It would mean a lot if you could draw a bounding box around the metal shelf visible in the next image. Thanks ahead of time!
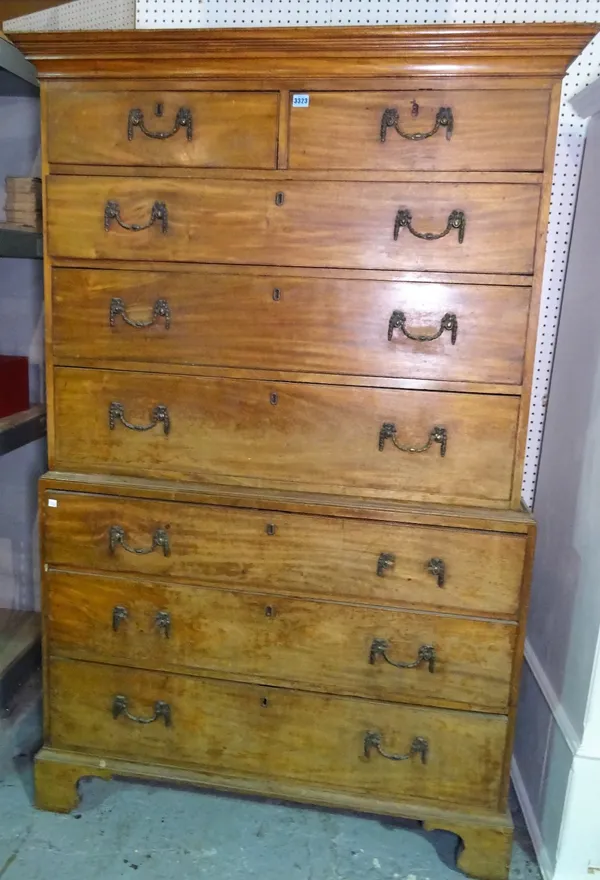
[0,225,43,259]
[0,33,37,87]
[0,404,46,457]
[0,609,41,712]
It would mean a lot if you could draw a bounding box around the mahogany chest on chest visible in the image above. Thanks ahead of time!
[11,22,597,880]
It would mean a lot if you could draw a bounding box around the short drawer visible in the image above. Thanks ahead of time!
[43,490,527,619]
[47,176,540,275]
[52,368,520,507]
[288,89,550,171]
[47,571,516,712]
[46,90,279,169]
[48,658,508,811]
[52,268,531,386]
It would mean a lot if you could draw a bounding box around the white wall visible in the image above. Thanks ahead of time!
[513,111,600,879]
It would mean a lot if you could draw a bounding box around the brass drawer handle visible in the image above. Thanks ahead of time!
[109,524,171,557]
[109,297,171,329]
[364,731,428,764]
[380,106,453,143]
[427,557,446,588]
[155,610,171,638]
[388,311,457,345]
[112,604,129,631]
[109,402,170,435]
[104,200,169,234]
[128,107,193,141]
[394,209,465,244]
[112,694,172,727]
[379,422,447,457]
[369,639,437,673]
[377,552,395,577]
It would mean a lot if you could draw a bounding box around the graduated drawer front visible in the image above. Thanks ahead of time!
[46,91,279,169]
[53,368,520,507]
[49,658,508,811]
[47,571,516,713]
[47,176,540,275]
[288,90,550,171]
[52,268,531,386]
[43,491,526,619]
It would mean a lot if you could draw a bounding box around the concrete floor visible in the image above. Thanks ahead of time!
[0,676,541,880]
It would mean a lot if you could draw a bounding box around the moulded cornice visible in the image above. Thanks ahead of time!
[8,23,600,80]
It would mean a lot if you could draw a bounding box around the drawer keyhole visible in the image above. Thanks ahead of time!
[272,288,281,302]
[275,191,285,206]
[266,523,277,536]
[261,697,269,708]
[265,605,276,618]
[270,392,278,406]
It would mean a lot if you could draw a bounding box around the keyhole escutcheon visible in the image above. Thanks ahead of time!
[270,392,278,406]
[275,192,285,206]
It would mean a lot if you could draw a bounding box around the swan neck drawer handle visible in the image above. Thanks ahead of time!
[388,311,457,344]
[394,209,465,243]
[109,402,170,435]
[427,557,446,588]
[104,200,169,233]
[128,107,193,141]
[378,422,447,457]
[376,552,396,577]
[109,297,171,329]
[380,106,453,142]
[155,610,172,638]
[109,525,171,557]
[112,604,129,631]
[364,731,429,764]
[369,639,437,673]
[112,694,172,727]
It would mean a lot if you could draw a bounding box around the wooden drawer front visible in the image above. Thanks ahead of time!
[53,368,520,506]
[46,91,279,169]
[47,176,540,275]
[289,90,550,171]
[43,491,526,619]
[47,571,516,712]
[49,658,507,811]
[52,268,531,386]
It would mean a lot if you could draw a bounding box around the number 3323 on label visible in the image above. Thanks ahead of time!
[292,94,310,107]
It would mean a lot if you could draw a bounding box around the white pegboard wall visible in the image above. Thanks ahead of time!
[4,0,134,32]
[136,0,600,27]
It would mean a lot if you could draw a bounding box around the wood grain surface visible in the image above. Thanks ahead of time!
[46,176,541,274]
[46,570,516,712]
[48,657,508,811]
[288,89,550,172]
[51,268,531,386]
[46,90,279,168]
[42,489,528,618]
[52,367,520,506]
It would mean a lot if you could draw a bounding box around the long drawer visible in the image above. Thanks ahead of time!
[46,571,516,712]
[52,368,520,507]
[288,90,550,171]
[46,90,279,169]
[47,176,540,274]
[52,268,531,386]
[48,658,508,811]
[42,490,527,619]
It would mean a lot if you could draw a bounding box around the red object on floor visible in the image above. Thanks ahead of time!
[0,356,29,418]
